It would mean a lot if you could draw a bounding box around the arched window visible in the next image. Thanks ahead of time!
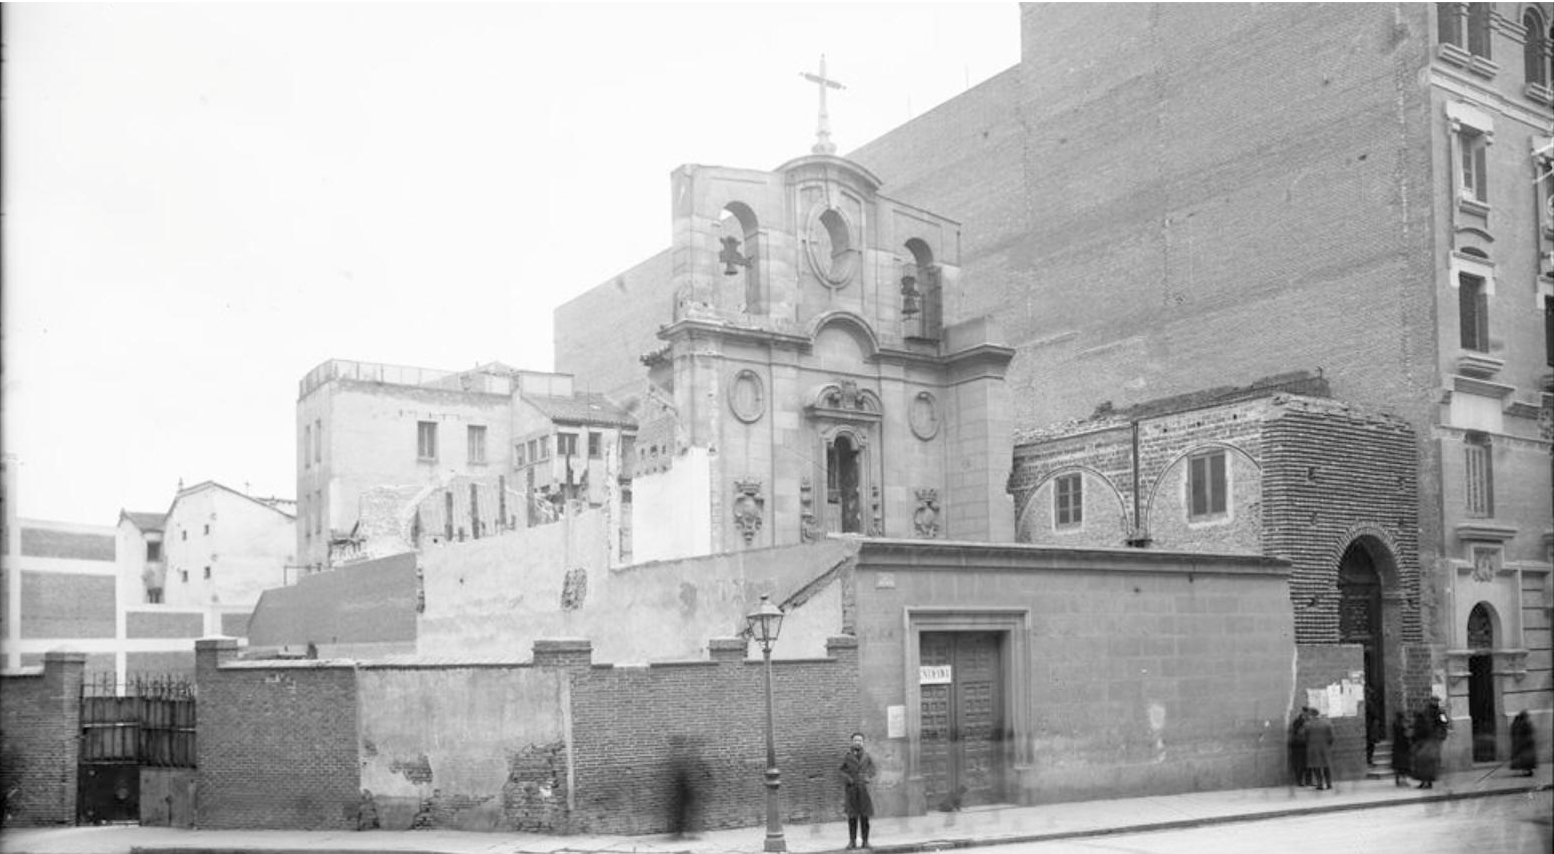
[902,238,942,339]
[718,202,762,313]
[1467,602,1494,649]
[1525,10,1547,86]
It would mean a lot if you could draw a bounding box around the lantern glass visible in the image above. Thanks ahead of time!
[745,594,785,650]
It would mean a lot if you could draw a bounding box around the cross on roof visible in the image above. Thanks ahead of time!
[801,54,845,155]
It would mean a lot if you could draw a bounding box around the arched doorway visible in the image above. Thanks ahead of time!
[1467,603,1497,762]
[827,433,863,533]
[1338,542,1385,760]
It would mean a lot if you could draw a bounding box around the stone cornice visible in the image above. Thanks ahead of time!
[852,536,1289,578]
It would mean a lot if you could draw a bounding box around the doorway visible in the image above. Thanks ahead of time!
[1338,543,1385,759]
[918,632,1005,809]
[1467,603,1497,762]
[827,434,863,533]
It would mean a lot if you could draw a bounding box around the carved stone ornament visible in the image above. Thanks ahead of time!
[870,485,883,536]
[733,478,765,545]
[799,477,821,542]
[913,488,941,538]
[1470,547,1499,583]
[823,379,866,411]
[909,392,939,440]
[729,370,766,423]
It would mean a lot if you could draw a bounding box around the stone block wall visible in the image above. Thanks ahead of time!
[0,651,84,826]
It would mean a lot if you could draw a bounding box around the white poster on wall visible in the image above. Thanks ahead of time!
[887,705,905,738]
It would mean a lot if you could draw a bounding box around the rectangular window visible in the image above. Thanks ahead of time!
[1189,451,1228,518]
[1437,2,1462,46]
[203,566,211,580]
[315,490,324,537]
[515,443,527,467]
[558,433,578,457]
[181,529,187,541]
[1464,432,1494,517]
[304,424,312,469]
[315,418,323,464]
[588,431,601,458]
[1459,129,1489,203]
[146,588,163,604]
[417,421,438,461]
[146,541,162,562]
[468,425,487,464]
[1544,295,1553,367]
[540,436,551,460]
[1459,274,1489,351]
[180,569,188,584]
[203,524,210,536]
[1466,3,1491,58]
[1054,473,1082,527]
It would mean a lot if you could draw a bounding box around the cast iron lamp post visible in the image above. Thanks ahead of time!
[746,593,787,853]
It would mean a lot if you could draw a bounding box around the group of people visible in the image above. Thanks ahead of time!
[1288,705,1338,789]
[1389,696,1452,789]
[1292,696,1540,792]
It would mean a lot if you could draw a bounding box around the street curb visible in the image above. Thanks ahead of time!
[119,783,1553,854]
[857,782,1554,854]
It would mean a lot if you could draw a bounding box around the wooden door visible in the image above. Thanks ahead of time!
[918,632,1005,810]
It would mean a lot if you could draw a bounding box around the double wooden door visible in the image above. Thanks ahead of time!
[919,632,1005,809]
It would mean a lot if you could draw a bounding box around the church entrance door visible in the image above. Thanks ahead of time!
[1338,543,1385,761]
[827,434,863,533]
[919,632,1005,810]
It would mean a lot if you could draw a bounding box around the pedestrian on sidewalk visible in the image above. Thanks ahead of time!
[1510,709,1538,777]
[1289,706,1311,787]
[1304,708,1336,790]
[1391,710,1413,787]
[1412,697,1450,789]
[841,731,877,849]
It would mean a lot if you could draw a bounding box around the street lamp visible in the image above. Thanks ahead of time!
[746,593,787,853]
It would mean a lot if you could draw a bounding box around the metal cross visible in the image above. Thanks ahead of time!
[801,54,845,155]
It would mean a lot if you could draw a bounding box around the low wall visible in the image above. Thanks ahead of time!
[194,639,361,829]
[193,635,862,834]
[0,651,84,826]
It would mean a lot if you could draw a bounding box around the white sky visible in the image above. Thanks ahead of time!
[2,2,1020,526]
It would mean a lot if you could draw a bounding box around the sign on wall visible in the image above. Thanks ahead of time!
[919,665,952,685]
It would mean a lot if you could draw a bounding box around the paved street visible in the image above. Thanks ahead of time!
[1007,789,1553,854]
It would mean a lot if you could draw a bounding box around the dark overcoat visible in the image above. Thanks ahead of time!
[1304,715,1335,768]
[840,748,876,817]
[1511,712,1538,772]
[1391,715,1412,776]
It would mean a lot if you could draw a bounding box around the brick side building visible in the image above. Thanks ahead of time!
[1009,380,1434,760]
[839,3,1553,769]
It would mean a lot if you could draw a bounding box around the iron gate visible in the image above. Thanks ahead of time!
[77,673,196,825]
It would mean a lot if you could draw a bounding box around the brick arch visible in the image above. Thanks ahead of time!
[1013,465,1130,540]
[1328,525,1403,592]
[1140,441,1261,532]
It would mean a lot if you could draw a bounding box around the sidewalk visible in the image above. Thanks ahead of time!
[3,765,1549,854]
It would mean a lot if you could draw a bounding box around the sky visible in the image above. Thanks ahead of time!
[2,3,1021,526]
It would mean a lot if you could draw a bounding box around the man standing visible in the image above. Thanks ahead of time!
[1304,708,1336,791]
[840,731,876,849]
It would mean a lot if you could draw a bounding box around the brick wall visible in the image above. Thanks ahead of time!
[0,651,85,826]
[127,611,204,639]
[19,572,115,638]
[194,639,361,829]
[554,249,674,403]
[568,636,861,834]
[1292,643,1368,779]
[192,636,860,834]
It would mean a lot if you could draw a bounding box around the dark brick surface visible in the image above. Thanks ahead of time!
[0,652,85,826]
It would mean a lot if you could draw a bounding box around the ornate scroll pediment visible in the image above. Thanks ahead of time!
[805,379,882,423]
